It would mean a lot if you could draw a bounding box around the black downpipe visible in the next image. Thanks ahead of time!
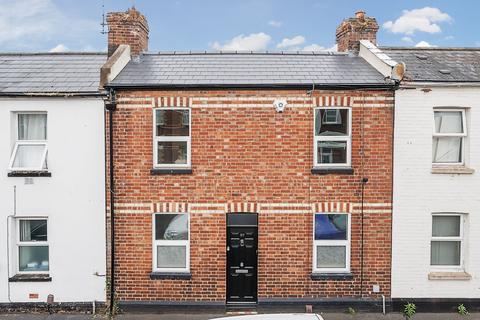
[359,177,368,297]
[106,91,117,313]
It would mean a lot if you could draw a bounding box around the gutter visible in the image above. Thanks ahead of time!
[104,83,396,91]
[399,81,480,88]
[0,92,106,98]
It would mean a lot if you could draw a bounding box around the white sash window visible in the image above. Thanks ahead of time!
[433,110,466,164]
[314,107,351,167]
[153,108,191,168]
[313,213,351,273]
[9,113,48,171]
[153,213,190,272]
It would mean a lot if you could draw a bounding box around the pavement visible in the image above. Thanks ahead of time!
[0,313,480,320]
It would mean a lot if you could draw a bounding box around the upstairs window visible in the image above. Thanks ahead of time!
[9,113,48,171]
[153,213,190,272]
[153,108,191,168]
[313,213,350,273]
[433,110,466,164]
[431,214,463,268]
[17,219,49,273]
[314,108,351,167]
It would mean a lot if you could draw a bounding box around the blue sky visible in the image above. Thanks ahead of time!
[1,0,479,52]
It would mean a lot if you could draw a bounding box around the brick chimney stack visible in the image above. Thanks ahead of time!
[336,10,379,52]
[106,7,149,57]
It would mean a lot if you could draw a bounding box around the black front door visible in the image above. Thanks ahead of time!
[226,213,258,304]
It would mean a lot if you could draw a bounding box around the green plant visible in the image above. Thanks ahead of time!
[347,307,356,315]
[458,304,469,316]
[105,298,120,319]
[104,279,120,319]
[403,302,416,319]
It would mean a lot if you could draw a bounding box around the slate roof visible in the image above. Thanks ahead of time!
[0,53,106,95]
[381,47,480,83]
[109,52,391,88]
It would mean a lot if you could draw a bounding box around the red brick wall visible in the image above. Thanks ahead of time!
[108,89,393,302]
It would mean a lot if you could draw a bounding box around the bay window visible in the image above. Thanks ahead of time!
[433,110,466,164]
[314,108,351,167]
[9,113,48,171]
[313,213,350,273]
[153,213,190,272]
[153,108,191,168]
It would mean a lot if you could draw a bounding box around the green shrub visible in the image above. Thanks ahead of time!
[403,302,416,319]
[458,304,469,316]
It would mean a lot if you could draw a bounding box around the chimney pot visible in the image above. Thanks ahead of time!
[355,10,366,21]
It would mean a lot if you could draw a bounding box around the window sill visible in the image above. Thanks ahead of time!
[431,165,474,174]
[428,271,471,281]
[9,274,51,282]
[311,167,354,175]
[8,171,51,177]
[151,168,192,175]
[149,272,192,280]
[310,272,353,280]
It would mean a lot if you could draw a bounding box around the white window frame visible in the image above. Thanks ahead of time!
[16,217,49,275]
[312,212,351,273]
[430,213,464,271]
[9,112,48,171]
[432,109,467,165]
[153,108,191,168]
[152,213,190,273]
[313,107,352,167]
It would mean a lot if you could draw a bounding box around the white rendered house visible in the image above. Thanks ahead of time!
[0,53,107,306]
[361,41,480,304]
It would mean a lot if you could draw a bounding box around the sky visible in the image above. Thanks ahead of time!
[1,0,479,53]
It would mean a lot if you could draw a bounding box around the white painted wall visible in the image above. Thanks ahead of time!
[392,87,480,298]
[0,97,106,303]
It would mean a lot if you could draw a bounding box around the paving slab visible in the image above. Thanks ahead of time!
[1,313,480,320]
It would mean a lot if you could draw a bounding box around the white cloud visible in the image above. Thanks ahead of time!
[0,0,58,44]
[49,43,69,52]
[302,44,325,51]
[302,44,337,52]
[415,40,437,47]
[444,35,454,40]
[383,7,452,35]
[276,35,305,49]
[268,20,282,28]
[211,33,271,51]
[401,36,413,43]
[0,0,97,49]
[328,44,338,52]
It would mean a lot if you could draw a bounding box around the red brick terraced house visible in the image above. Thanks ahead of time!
[101,8,396,312]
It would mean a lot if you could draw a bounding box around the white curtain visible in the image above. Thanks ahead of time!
[18,114,46,140]
[432,216,460,237]
[431,241,460,265]
[434,111,462,133]
[20,220,32,241]
[433,137,461,163]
